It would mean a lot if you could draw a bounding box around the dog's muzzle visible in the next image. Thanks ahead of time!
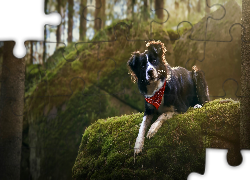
[146,68,158,82]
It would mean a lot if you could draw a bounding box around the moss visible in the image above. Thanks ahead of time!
[167,29,180,44]
[71,59,83,73]
[72,98,240,179]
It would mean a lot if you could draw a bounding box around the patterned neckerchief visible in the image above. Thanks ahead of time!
[145,80,166,110]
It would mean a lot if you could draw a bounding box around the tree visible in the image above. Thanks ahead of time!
[0,41,25,180]
[197,0,201,13]
[56,0,63,47]
[143,0,148,21]
[205,0,210,14]
[240,0,250,149]
[175,0,179,10]
[94,0,106,31]
[43,0,48,63]
[129,0,136,20]
[187,0,190,20]
[80,0,87,41]
[154,0,164,20]
[68,0,74,43]
[30,41,33,64]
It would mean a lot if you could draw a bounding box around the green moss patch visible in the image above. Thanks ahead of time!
[72,98,240,179]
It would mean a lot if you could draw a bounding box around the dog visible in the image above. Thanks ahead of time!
[127,40,210,154]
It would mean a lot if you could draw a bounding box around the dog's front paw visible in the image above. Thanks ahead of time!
[194,104,202,109]
[146,121,162,139]
[134,147,143,154]
[134,137,144,154]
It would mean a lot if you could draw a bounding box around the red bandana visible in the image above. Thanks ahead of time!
[145,80,166,110]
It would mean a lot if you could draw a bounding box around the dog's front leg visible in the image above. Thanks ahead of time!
[147,112,176,139]
[134,115,153,154]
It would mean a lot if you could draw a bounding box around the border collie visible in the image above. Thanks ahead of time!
[127,40,210,154]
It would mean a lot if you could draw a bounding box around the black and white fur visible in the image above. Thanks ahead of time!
[127,41,210,154]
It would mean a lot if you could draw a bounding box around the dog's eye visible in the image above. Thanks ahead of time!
[141,65,145,69]
[152,59,157,64]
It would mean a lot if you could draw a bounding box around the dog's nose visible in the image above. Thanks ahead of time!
[147,69,154,77]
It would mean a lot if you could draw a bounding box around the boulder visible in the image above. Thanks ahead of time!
[174,0,242,100]
[72,98,240,179]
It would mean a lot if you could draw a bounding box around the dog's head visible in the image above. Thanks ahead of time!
[127,40,169,96]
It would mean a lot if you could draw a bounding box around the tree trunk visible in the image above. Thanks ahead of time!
[30,41,33,64]
[132,0,135,20]
[43,0,48,64]
[154,0,164,20]
[205,0,210,14]
[197,0,201,13]
[143,0,148,21]
[101,0,106,28]
[240,0,250,149]
[68,0,74,43]
[94,0,106,31]
[80,0,87,41]
[127,0,136,20]
[0,41,25,180]
[175,0,179,10]
[56,0,63,46]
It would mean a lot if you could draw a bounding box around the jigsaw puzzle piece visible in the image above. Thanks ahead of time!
[0,0,61,58]
[186,57,241,100]
[25,39,96,98]
[150,0,227,44]
[0,41,32,117]
[187,0,227,41]
[202,0,241,42]
[173,0,240,43]
[24,40,80,101]
[200,98,242,166]
[188,149,250,180]
[175,0,241,60]
[174,1,242,101]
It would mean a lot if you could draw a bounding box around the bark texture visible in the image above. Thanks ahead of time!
[80,0,87,41]
[56,0,63,46]
[43,0,48,63]
[94,0,106,31]
[0,41,25,180]
[68,0,74,43]
[240,0,250,149]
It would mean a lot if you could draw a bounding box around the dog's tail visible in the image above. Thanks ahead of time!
[192,66,210,105]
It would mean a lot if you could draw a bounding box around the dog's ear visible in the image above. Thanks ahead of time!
[128,55,137,70]
[127,52,140,83]
[128,52,139,70]
[146,41,168,65]
[147,43,162,55]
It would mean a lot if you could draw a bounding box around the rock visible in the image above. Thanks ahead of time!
[72,98,240,180]
[174,0,242,100]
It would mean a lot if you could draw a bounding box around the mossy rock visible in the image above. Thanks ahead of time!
[72,98,240,180]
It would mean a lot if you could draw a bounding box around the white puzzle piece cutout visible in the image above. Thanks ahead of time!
[0,0,61,58]
[188,149,250,180]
